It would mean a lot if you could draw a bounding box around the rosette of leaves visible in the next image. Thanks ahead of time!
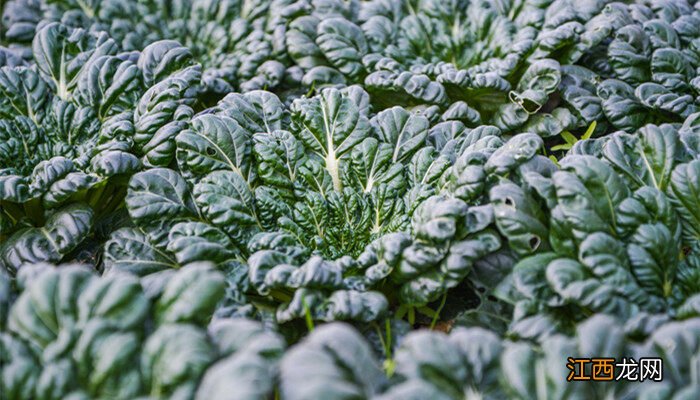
[571,120,700,246]
[246,130,554,327]
[0,23,201,273]
[106,86,459,324]
[493,137,700,339]
[352,0,607,139]
[110,85,440,260]
[564,0,700,132]
[281,0,370,88]
[0,261,285,400]
[21,0,314,103]
[486,0,700,137]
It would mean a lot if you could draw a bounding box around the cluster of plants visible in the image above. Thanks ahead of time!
[3,0,700,398]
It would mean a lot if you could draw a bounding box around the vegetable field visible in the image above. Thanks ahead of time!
[2,0,700,398]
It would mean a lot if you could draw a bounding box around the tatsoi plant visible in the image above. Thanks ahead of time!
[110,86,425,262]
[577,1,700,132]
[109,81,553,326]
[0,23,201,272]
[0,262,284,400]
[103,85,438,326]
[491,121,700,339]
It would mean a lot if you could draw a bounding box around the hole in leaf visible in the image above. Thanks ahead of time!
[504,197,515,207]
[206,147,216,156]
[529,235,541,251]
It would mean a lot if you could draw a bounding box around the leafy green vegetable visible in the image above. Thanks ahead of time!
[4,0,700,397]
[0,23,202,271]
[1,262,284,400]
